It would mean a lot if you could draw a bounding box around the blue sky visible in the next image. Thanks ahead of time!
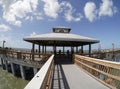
[0,0,120,50]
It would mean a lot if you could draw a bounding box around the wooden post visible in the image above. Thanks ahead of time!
[45,45,46,54]
[53,45,56,55]
[76,46,78,53]
[42,45,44,54]
[89,44,91,57]
[39,45,41,58]
[32,43,35,61]
[81,45,83,54]
[63,46,65,54]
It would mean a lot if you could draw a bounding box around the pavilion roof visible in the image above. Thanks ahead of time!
[23,32,99,46]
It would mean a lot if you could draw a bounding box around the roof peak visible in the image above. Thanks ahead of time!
[52,27,71,33]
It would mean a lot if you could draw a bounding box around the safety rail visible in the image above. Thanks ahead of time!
[24,54,54,89]
[0,48,51,61]
[74,54,120,89]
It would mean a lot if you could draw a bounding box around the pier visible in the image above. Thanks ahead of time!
[0,27,120,89]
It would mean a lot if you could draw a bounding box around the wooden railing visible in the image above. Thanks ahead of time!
[24,55,54,89]
[74,54,120,89]
[0,48,51,61]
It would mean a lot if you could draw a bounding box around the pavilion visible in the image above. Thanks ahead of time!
[23,27,99,62]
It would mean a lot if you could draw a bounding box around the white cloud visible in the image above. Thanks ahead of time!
[60,1,83,22]
[0,24,11,32]
[0,0,39,26]
[84,2,97,22]
[99,0,117,17]
[42,0,60,19]
[30,32,37,36]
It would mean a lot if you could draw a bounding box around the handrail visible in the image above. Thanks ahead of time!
[24,54,54,89]
[74,54,120,89]
[0,48,51,61]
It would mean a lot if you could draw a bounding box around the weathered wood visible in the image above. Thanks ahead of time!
[74,54,120,89]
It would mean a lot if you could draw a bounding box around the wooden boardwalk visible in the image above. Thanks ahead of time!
[51,63,110,89]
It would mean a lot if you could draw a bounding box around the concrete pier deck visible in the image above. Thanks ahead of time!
[51,63,109,89]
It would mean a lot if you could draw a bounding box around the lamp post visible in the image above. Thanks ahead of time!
[3,40,6,48]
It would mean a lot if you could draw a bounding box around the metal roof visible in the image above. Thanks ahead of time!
[23,33,99,46]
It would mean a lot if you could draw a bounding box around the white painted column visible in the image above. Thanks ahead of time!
[20,65,26,80]
[5,60,8,72]
[11,63,15,76]
[33,68,38,75]
[0,58,4,69]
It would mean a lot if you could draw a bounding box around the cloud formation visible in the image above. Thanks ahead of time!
[84,0,117,22]
[0,24,11,32]
[0,0,118,25]
[99,0,117,17]
[42,0,60,19]
[0,0,39,26]
[84,2,97,22]
[61,1,83,22]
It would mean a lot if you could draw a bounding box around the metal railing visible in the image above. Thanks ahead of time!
[74,54,120,89]
[24,54,54,89]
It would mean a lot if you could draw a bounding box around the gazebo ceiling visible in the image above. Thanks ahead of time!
[23,32,99,46]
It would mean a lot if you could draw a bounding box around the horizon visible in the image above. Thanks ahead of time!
[0,0,120,50]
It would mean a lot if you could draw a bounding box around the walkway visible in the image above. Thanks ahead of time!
[51,63,110,89]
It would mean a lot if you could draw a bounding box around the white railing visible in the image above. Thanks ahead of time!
[24,54,54,89]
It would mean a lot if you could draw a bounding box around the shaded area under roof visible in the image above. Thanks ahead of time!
[23,33,99,46]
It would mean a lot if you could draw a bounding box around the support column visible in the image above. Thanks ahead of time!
[11,63,15,76]
[63,46,65,54]
[32,43,35,61]
[89,44,91,57]
[45,45,46,54]
[81,46,83,54]
[33,68,38,75]
[38,45,41,58]
[20,65,26,80]
[5,60,8,72]
[42,45,44,54]
[0,58,4,69]
[71,46,74,54]
[76,46,78,53]
[53,45,56,55]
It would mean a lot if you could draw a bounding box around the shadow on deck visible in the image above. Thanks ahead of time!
[51,54,110,89]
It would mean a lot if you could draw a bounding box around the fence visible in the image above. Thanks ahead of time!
[74,54,120,89]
